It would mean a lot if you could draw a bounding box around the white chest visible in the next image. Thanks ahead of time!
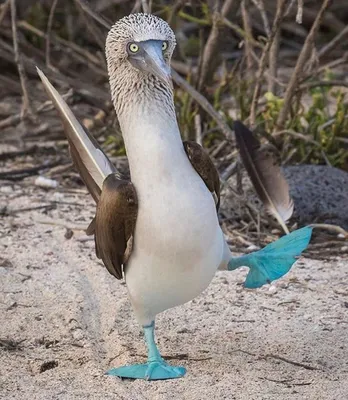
[119,111,224,323]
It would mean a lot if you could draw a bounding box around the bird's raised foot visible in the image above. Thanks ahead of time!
[106,360,186,380]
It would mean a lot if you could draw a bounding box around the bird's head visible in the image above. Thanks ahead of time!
[106,13,176,86]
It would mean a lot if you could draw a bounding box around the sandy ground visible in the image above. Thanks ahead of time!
[0,182,348,400]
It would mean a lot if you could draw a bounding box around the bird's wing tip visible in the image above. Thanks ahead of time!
[36,66,44,79]
[36,67,52,92]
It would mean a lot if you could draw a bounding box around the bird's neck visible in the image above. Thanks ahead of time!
[109,66,175,120]
[111,77,186,185]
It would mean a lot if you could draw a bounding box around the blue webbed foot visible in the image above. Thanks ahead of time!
[228,226,313,288]
[107,322,186,380]
[107,360,186,380]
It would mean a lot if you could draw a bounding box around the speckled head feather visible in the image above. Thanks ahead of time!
[105,13,176,119]
[106,13,176,62]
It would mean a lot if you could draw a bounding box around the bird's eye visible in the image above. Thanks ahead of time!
[128,43,139,53]
[162,41,168,51]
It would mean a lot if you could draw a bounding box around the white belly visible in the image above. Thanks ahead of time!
[125,171,224,325]
[120,111,225,325]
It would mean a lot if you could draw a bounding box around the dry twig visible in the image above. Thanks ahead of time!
[296,0,304,24]
[311,224,348,238]
[18,21,105,71]
[276,0,332,129]
[0,0,10,26]
[74,0,106,49]
[45,0,59,70]
[222,17,263,49]
[265,354,319,371]
[10,0,34,119]
[141,0,150,14]
[0,89,73,130]
[73,0,111,29]
[241,0,255,78]
[194,114,203,146]
[251,0,270,37]
[318,24,348,59]
[249,0,287,127]
[172,70,234,142]
[197,0,237,90]
[0,159,62,180]
[268,0,282,93]
[299,80,348,90]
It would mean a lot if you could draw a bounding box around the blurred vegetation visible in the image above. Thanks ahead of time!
[0,0,347,171]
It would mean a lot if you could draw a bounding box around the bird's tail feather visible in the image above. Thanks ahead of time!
[228,226,312,288]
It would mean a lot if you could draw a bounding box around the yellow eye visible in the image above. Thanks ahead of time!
[162,41,168,51]
[129,43,139,53]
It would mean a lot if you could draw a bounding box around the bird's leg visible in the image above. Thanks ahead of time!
[107,321,186,380]
[144,321,163,362]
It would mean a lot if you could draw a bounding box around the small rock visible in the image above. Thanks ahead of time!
[52,192,65,201]
[246,244,260,252]
[0,186,13,194]
[35,176,58,189]
[271,229,281,234]
[64,228,74,240]
[72,328,84,341]
[268,285,278,295]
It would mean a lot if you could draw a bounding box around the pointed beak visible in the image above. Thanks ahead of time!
[128,40,171,85]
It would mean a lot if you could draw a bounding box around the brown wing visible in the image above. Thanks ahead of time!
[91,174,138,280]
[37,69,137,279]
[183,141,221,210]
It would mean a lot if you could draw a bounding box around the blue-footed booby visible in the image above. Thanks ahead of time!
[37,13,312,381]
